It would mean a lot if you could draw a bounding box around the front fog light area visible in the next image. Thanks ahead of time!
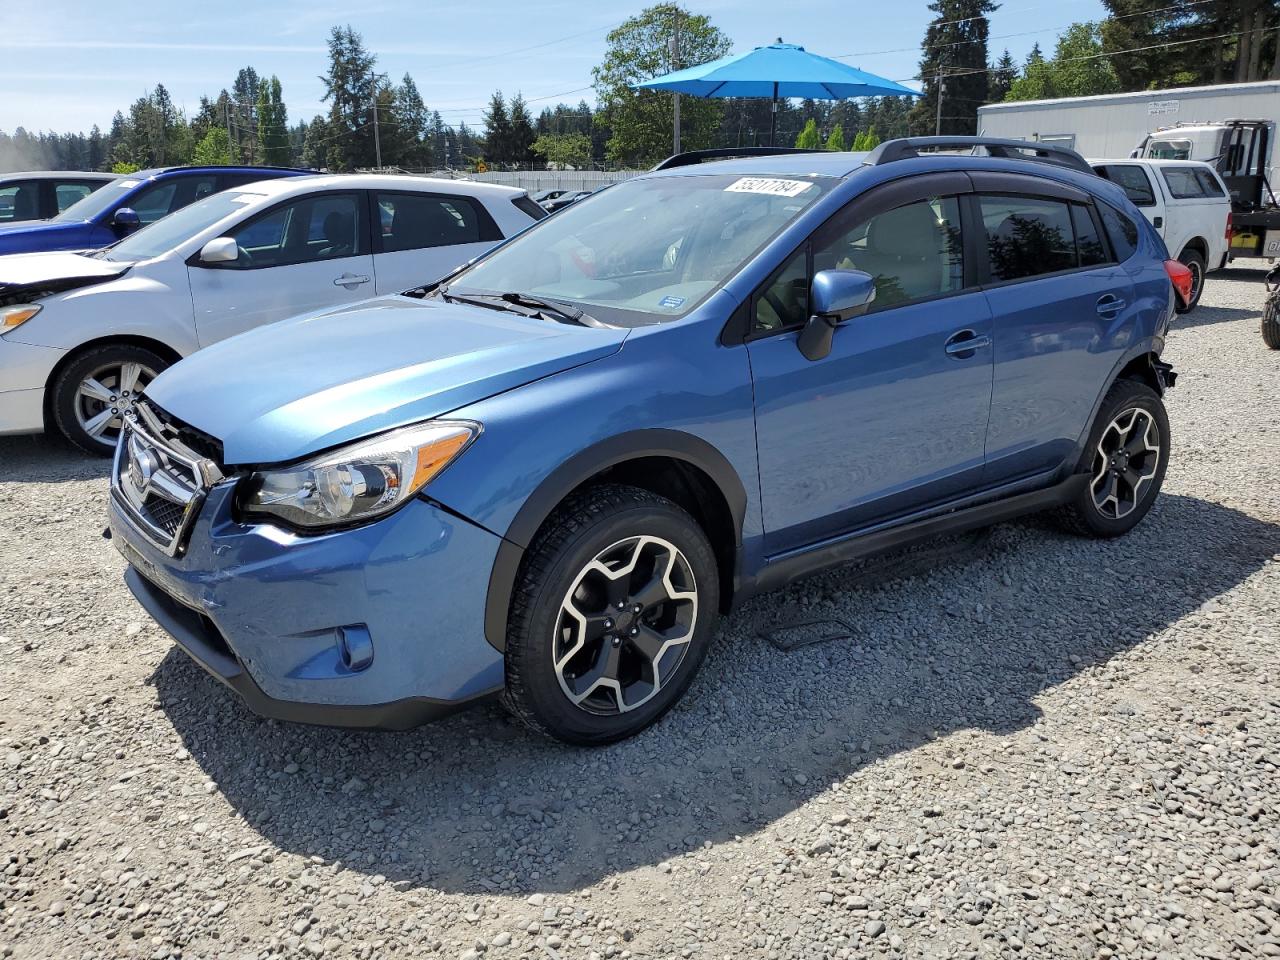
[240,421,478,530]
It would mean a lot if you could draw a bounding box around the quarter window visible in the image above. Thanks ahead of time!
[980,196,1076,281]
[1097,202,1139,262]
[374,192,492,252]
[1161,167,1224,199]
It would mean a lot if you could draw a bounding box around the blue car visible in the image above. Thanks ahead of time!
[109,138,1187,744]
[0,165,309,254]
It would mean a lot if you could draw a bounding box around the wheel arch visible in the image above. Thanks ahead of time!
[1179,236,1208,262]
[42,334,184,427]
[482,429,748,653]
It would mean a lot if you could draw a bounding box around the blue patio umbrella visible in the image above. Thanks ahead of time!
[635,40,921,147]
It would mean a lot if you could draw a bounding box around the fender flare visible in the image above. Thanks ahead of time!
[481,429,748,653]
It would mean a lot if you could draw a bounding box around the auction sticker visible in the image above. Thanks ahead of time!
[725,177,812,198]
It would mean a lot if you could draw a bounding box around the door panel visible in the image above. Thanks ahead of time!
[189,255,375,346]
[748,186,993,555]
[374,243,491,294]
[976,194,1136,482]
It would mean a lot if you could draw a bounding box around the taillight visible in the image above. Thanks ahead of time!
[1225,211,1233,242]
[1164,259,1193,308]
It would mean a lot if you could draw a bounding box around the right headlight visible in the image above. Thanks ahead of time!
[238,420,479,530]
[0,304,41,333]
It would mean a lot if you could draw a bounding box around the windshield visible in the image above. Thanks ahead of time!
[449,172,834,325]
[52,177,136,223]
[1147,139,1192,161]
[100,191,263,262]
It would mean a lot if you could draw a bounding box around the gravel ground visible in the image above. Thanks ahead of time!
[2,269,1278,960]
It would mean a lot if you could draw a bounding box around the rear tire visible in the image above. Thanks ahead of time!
[1055,379,1169,539]
[1262,294,1280,349]
[51,344,169,456]
[1175,249,1205,313]
[502,484,719,745]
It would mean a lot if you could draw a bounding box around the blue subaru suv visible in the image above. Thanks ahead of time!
[108,138,1186,744]
[0,165,308,254]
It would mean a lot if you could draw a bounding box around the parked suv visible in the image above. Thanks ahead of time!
[0,165,308,255]
[109,138,1186,744]
[1091,158,1231,309]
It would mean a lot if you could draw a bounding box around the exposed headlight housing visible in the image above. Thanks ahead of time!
[0,304,41,332]
[239,421,479,530]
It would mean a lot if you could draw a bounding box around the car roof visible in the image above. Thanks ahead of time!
[223,172,526,199]
[1088,157,1219,169]
[650,150,866,179]
[132,165,311,179]
[0,171,116,181]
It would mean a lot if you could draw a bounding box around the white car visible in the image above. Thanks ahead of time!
[1090,158,1232,310]
[0,174,545,453]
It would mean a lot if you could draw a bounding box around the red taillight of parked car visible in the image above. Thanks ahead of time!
[1165,259,1194,308]
[1225,211,1233,243]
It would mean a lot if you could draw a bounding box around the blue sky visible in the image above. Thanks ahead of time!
[3,0,1108,134]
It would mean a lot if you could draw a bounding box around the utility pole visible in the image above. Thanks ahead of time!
[669,9,681,154]
[934,62,945,137]
[369,71,388,170]
[225,101,237,163]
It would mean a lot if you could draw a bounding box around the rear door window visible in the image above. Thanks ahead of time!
[54,182,96,212]
[1094,165,1155,206]
[374,192,499,251]
[0,182,39,222]
[980,196,1076,281]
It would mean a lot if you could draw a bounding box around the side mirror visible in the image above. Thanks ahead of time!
[111,207,140,232]
[797,269,876,361]
[198,237,239,265]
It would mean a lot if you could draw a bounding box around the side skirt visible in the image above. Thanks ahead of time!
[743,473,1088,600]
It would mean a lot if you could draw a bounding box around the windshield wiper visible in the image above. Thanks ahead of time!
[436,287,604,327]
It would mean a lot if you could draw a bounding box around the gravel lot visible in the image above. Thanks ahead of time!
[2,269,1278,960]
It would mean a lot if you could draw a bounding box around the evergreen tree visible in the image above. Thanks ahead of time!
[508,93,536,167]
[232,67,261,162]
[393,74,432,168]
[989,49,1017,101]
[825,124,846,151]
[257,76,291,166]
[908,0,998,136]
[794,118,821,149]
[320,25,378,170]
[482,91,511,166]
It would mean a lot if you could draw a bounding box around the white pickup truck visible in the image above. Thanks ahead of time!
[1090,158,1232,310]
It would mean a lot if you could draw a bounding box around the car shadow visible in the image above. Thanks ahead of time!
[1211,265,1270,283]
[150,493,1279,895]
[0,435,111,483]
[1172,303,1258,331]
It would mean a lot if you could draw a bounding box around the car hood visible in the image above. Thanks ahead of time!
[0,251,130,303]
[145,295,631,465]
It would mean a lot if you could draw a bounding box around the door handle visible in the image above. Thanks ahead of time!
[1096,294,1127,315]
[1152,216,1163,229]
[334,273,371,287]
[944,329,992,357]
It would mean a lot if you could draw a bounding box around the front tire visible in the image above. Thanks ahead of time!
[1175,249,1206,313]
[1055,379,1170,538]
[50,344,168,456]
[1262,292,1280,349]
[502,484,720,745]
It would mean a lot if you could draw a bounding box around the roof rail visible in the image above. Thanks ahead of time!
[653,147,822,171]
[864,136,1094,175]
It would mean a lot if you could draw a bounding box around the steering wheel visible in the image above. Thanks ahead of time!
[763,290,792,325]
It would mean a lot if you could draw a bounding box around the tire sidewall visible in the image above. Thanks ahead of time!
[1075,382,1170,537]
[51,345,168,456]
[509,497,719,744]
[1176,250,1205,312]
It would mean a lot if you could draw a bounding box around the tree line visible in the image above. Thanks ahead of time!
[2,1,1276,173]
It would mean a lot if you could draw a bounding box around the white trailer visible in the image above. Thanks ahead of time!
[977,80,1280,185]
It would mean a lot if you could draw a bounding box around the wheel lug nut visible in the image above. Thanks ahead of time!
[632,604,642,613]
[630,627,639,637]
[603,618,614,629]
[616,601,625,610]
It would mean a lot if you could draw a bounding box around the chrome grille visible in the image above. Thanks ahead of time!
[111,413,221,557]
